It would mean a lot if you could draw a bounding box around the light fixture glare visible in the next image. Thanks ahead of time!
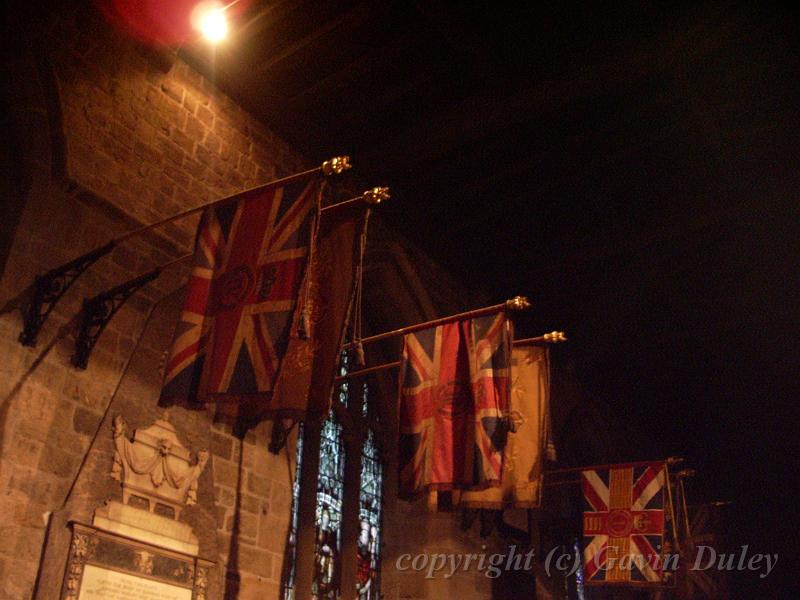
[194,3,229,43]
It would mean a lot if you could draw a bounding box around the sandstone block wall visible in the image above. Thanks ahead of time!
[0,5,305,598]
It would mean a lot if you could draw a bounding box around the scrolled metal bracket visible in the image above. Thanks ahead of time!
[71,267,161,369]
[321,155,352,176]
[18,242,115,347]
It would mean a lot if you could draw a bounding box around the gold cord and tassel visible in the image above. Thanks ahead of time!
[351,205,372,367]
[298,181,326,340]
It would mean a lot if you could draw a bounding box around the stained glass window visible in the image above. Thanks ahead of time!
[356,428,383,599]
[360,381,369,418]
[282,424,305,600]
[312,413,345,599]
[337,352,350,406]
[282,351,383,600]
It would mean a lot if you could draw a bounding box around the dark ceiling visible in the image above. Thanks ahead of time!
[186,1,797,290]
[183,2,798,594]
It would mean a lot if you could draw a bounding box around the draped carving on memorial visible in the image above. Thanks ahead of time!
[111,415,209,519]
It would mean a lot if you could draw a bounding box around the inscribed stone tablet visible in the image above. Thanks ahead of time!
[78,564,192,600]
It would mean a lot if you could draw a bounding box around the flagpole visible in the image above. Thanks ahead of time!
[115,156,351,245]
[320,187,390,213]
[17,156,351,346]
[515,331,567,344]
[675,469,695,541]
[664,467,682,553]
[533,458,685,488]
[334,327,564,384]
[343,296,531,351]
[542,457,684,476]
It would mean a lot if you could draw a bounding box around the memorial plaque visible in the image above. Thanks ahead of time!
[61,524,212,600]
[78,564,192,600]
[61,416,214,599]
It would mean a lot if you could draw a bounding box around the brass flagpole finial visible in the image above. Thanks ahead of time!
[505,296,531,311]
[666,456,685,466]
[543,330,567,342]
[363,186,390,205]
[322,155,352,175]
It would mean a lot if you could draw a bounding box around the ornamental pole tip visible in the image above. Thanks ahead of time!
[506,296,531,311]
[322,155,352,175]
[363,186,390,205]
[544,330,567,342]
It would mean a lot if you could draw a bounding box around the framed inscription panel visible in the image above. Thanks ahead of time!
[62,523,213,600]
[79,565,192,600]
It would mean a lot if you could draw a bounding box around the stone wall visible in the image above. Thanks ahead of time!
[0,4,306,599]
[0,4,489,600]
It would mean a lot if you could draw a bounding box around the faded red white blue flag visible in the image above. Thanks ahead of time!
[398,313,512,499]
[160,176,321,423]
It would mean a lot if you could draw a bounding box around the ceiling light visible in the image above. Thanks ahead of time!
[193,2,229,43]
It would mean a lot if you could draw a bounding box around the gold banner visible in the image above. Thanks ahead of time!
[457,345,551,509]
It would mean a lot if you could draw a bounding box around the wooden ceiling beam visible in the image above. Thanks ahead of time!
[358,4,743,174]
[234,0,296,42]
[396,73,694,201]
[283,29,423,113]
[321,63,450,143]
[411,0,502,87]
[251,1,375,76]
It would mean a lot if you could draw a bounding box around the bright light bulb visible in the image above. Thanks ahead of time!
[201,9,227,42]
[193,3,229,43]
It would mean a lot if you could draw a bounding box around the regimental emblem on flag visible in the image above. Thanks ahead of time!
[582,462,667,586]
[398,314,512,499]
[160,176,321,423]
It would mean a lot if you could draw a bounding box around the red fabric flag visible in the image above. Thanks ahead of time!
[398,313,512,499]
[160,176,320,423]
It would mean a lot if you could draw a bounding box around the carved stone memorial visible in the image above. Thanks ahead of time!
[61,415,213,600]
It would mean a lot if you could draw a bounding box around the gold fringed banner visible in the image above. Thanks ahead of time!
[457,345,552,509]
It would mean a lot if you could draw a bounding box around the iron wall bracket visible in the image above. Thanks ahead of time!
[71,267,160,369]
[19,242,115,347]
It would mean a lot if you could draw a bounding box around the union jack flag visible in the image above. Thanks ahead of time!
[676,502,730,599]
[582,462,667,586]
[398,314,512,499]
[160,176,320,423]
